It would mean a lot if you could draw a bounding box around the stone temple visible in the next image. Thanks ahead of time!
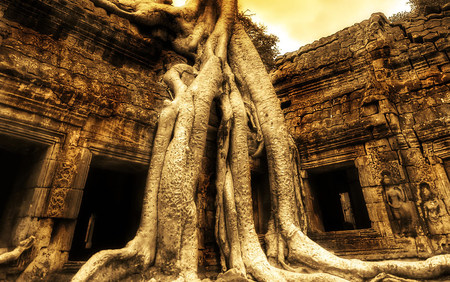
[0,0,449,280]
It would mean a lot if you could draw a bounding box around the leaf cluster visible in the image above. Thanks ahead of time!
[238,11,280,71]
[408,0,448,15]
[389,0,449,22]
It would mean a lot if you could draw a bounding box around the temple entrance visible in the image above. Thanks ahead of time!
[69,158,147,261]
[308,164,371,232]
[0,134,48,248]
[251,171,271,236]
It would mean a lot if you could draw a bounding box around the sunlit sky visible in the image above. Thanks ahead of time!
[173,0,411,54]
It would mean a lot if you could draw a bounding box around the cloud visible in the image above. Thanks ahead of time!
[239,0,410,53]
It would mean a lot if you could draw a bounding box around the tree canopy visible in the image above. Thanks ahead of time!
[238,10,280,71]
[409,0,448,14]
[390,0,448,22]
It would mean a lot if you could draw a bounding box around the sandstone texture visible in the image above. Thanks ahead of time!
[0,0,218,279]
[272,7,450,259]
[0,0,449,280]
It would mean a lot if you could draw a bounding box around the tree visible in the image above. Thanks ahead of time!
[390,0,448,22]
[238,11,279,71]
[389,11,410,22]
[409,0,448,15]
[66,0,450,281]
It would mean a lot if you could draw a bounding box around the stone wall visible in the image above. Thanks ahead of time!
[1,0,450,278]
[272,7,450,259]
[0,0,218,278]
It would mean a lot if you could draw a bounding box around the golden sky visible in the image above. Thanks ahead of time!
[173,0,411,54]
[239,0,411,53]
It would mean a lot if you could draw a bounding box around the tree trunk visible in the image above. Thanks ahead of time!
[64,0,450,281]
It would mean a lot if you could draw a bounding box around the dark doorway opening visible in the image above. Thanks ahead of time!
[69,160,147,261]
[308,164,371,232]
[251,171,271,235]
[444,158,450,181]
[0,134,48,247]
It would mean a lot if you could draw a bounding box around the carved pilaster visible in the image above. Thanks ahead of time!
[46,146,91,219]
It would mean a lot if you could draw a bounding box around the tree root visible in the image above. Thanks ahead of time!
[0,236,35,265]
[67,1,450,281]
[229,21,450,281]
[71,247,140,281]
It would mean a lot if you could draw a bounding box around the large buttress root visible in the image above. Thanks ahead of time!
[73,57,223,281]
[73,0,230,280]
[213,60,345,281]
[69,0,450,281]
[228,22,450,281]
[72,66,182,281]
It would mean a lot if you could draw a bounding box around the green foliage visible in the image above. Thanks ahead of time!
[408,0,448,15]
[238,11,280,71]
[389,11,410,22]
[389,0,448,21]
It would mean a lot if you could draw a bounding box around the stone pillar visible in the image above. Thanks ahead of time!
[299,170,325,233]
[46,145,91,219]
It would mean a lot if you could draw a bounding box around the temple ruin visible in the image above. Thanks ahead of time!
[0,0,449,280]
[272,9,450,260]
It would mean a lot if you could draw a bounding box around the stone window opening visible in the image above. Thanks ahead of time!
[280,100,292,110]
[308,163,371,232]
[68,157,147,261]
[361,100,379,117]
[0,134,48,249]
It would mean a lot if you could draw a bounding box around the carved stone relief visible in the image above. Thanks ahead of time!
[381,171,417,237]
[419,182,450,235]
[46,146,90,218]
[416,182,450,253]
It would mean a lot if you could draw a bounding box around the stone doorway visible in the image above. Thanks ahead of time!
[69,160,147,261]
[0,134,48,248]
[308,164,371,232]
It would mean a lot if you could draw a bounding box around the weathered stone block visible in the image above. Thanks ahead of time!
[355,156,378,187]
[366,203,381,222]
[46,188,83,219]
[365,139,391,151]
[424,19,442,29]
[21,187,51,217]
[26,158,58,189]
[49,220,76,252]
[374,221,394,237]
[362,186,384,204]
